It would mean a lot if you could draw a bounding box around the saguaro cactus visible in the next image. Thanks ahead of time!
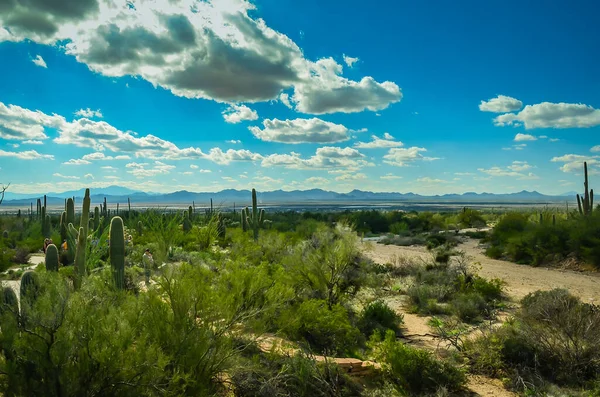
[109,217,125,289]
[60,211,67,242]
[94,206,100,230]
[245,188,265,241]
[74,226,87,289]
[137,220,143,236]
[66,197,75,225]
[241,208,248,232]
[45,243,59,271]
[183,211,192,233]
[80,188,90,238]
[577,161,594,216]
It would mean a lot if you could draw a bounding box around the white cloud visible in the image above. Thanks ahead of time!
[180,171,193,176]
[222,176,238,183]
[198,169,212,173]
[514,133,537,142]
[292,58,402,114]
[82,152,130,161]
[380,173,402,180]
[478,162,539,180]
[262,146,372,170]
[354,134,403,149]
[63,159,91,165]
[335,173,366,181]
[479,95,523,113]
[204,148,263,165]
[343,54,359,67]
[53,173,80,180]
[280,93,293,109]
[22,140,43,145]
[222,104,258,124]
[551,154,600,174]
[0,1,400,115]
[0,149,54,160]
[383,147,439,167]
[304,177,329,185]
[84,173,94,180]
[494,102,600,129]
[0,102,63,141]
[190,164,199,169]
[250,118,350,143]
[226,140,241,144]
[32,55,47,68]
[126,161,176,178]
[454,172,475,176]
[101,166,116,171]
[591,146,600,153]
[75,108,103,118]
[416,177,453,184]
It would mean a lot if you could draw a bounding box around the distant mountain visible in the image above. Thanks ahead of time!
[560,191,578,197]
[2,187,578,208]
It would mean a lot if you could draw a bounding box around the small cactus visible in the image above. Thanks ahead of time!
[66,197,75,225]
[577,161,594,216]
[245,188,265,241]
[109,217,125,289]
[94,206,100,231]
[137,220,143,236]
[80,188,90,238]
[74,226,86,289]
[45,244,59,271]
[183,211,192,233]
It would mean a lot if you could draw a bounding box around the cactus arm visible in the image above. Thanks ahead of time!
[577,194,583,215]
[80,188,90,238]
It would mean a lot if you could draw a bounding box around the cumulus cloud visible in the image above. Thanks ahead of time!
[84,173,94,179]
[591,145,600,153]
[63,159,91,165]
[343,54,359,67]
[478,161,539,179]
[354,134,403,149]
[479,95,522,113]
[190,164,199,169]
[551,154,600,174]
[0,102,63,141]
[204,148,263,165]
[494,102,600,129]
[0,0,400,115]
[262,146,372,170]
[53,173,80,180]
[250,118,350,144]
[383,147,439,167]
[75,108,103,118]
[126,161,175,178]
[222,104,258,124]
[22,140,43,145]
[514,133,537,142]
[380,173,402,180]
[32,55,47,68]
[0,149,54,160]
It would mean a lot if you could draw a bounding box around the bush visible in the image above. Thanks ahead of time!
[278,299,361,356]
[371,331,466,394]
[358,300,403,339]
[449,292,488,323]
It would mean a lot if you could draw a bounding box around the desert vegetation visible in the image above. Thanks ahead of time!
[0,163,598,396]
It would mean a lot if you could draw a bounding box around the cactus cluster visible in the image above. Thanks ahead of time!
[242,188,265,241]
[577,161,594,216]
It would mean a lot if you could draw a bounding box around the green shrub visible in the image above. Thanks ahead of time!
[407,284,451,315]
[371,331,466,394]
[278,299,361,356]
[358,300,403,339]
[449,292,488,323]
[485,245,503,259]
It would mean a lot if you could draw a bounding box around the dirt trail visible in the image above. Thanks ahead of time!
[364,238,600,397]
[365,239,600,303]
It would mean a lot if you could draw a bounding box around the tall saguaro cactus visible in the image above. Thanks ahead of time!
[110,217,125,289]
[577,161,594,216]
[66,197,75,225]
[245,188,265,241]
[45,244,59,271]
[80,188,90,238]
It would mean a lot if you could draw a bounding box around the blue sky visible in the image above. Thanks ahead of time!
[0,0,599,195]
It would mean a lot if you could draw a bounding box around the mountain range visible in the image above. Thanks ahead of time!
[2,186,577,207]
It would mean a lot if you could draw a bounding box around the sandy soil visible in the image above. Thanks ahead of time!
[364,238,600,396]
[365,238,600,303]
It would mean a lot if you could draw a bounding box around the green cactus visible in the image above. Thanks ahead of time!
[45,243,59,272]
[17,209,21,218]
[245,188,265,241]
[80,188,90,238]
[217,213,226,239]
[94,206,100,231]
[137,220,143,236]
[128,197,131,213]
[36,198,41,220]
[116,202,119,216]
[20,271,40,322]
[74,226,87,289]
[241,208,248,232]
[1,286,18,316]
[577,161,594,216]
[66,223,78,265]
[109,217,125,290]
[188,205,193,221]
[103,197,107,218]
[66,197,75,225]
[60,211,67,242]
[183,211,192,233]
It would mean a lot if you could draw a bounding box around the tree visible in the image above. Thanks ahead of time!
[0,183,9,206]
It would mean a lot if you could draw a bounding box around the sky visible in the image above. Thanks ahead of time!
[0,0,599,196]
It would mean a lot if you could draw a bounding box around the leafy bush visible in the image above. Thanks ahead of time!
[449,292,488,323]
[358,300,403,339]
[371,330,466,394]
[380,235,426,246]
[278,299,361,356]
